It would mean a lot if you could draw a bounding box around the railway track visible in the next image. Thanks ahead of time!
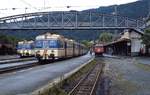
[68,61,103,95]
[0,57,36,64]
[0,60,38,74]
[0,57,71,74]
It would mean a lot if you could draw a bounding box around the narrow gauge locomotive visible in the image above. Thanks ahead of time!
[35,33,87,62]
[93,44,104,56]
[17,40,35,57]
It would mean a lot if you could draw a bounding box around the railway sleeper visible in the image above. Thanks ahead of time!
[78,88,92,92]
[76,91,92,95]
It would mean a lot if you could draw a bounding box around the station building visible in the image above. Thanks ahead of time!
[104,29,145,56]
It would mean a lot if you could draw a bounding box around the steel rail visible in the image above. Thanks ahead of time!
[0,62,38,74]
[68,62,102,95]
[0,57,36,64]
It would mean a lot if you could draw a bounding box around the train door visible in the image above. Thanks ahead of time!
[64,42,67,57]
[73,43,75,56]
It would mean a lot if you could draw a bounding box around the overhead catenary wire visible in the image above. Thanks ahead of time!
[0,4,102,11]
[0,4,101,17]
[18,0,38,10]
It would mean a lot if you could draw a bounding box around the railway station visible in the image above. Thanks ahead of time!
[104,29,145,56]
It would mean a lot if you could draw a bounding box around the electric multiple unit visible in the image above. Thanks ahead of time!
[17,40,34,57]
[17,33,88,62]
[34,33,88,62]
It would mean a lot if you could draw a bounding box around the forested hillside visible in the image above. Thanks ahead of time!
[85,0,149,19]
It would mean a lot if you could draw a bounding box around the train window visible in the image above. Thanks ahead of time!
[43,40,49,48]
[35,40,64,48]
[17,44,23,49]
[35,40,43,48]
[49,40,57,48]
[57,40,64,48]
[49,40,64,48]
[25,44,32,49]
[31,43,34,49]
[75,44,78,49]
[67,42,73,48]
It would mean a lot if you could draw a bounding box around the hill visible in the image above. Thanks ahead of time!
[85,0,149,19]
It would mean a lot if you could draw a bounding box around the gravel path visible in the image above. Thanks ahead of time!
[100,56,150,95]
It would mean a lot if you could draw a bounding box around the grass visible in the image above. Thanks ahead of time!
[113,80,139,95]
[65,59,97,83]
[111,71,139,95]
[37,59,97,95]
[135,62,150,72]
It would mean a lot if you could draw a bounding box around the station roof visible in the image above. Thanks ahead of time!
[104,38,130,46]
[120,29,144,36]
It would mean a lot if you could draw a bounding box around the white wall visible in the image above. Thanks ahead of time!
[130,31,142,54]
[131,39,142,53]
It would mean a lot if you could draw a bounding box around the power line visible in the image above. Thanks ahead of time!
[0,5,100,11]
[18,0,38,10]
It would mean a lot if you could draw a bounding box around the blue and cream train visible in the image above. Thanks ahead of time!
[34,33,88,62]
[17,33,88,62]
[17,40,35,57]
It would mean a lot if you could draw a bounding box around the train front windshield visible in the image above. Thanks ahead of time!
[17,44,33,49]
[35,40,63,48]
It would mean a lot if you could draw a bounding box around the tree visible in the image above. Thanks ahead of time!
[0,34,22,46]
[141,29,150,46]
[81,40,93,48]
[98,32,113,43]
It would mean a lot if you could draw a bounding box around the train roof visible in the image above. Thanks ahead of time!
[36,33,64,40]
[95,44,104,47]
[18,40,34,44]
[35,33,84,46]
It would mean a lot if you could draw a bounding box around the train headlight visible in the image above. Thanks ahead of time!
[95,48,101,53]
[51,50,54,53]
[36,51,40,54]
[36,51,40,56]
[50,50,55,59]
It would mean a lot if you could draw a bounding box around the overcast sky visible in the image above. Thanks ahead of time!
[0,0,138,17]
